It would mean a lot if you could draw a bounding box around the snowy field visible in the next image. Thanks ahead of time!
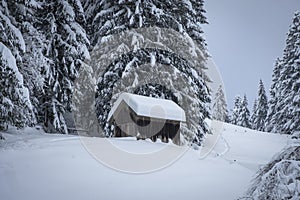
[0,122,289,200]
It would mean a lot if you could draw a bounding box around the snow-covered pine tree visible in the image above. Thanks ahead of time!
[96,48,211,145]
[92,0,211,145]
[237,95,251,128]
[266,11,300,134]
[250,99,257,128]
[230,96,242,125]
[0,43,35,130]
[252,80,268,131]
[245,145,300,199]
[265,58,283,132]
[280,11,300,134]
[39,0,90,133]
[73,62,97,134]
[212,85,228,122]
[5,0,49,122]
[86,0,207,50]
[85,0,209,80]
[0,1,35,130]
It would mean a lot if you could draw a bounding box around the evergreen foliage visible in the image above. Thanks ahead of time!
[231,95,251,128]
[252,80,268,131]
[266,11,300,134]
[212,85,228,122]
[237,95,251,128]
[38,0,90,133]
[230,96,241,125]
[0,1,35,130]
[91,0,210,145]
[250,99,257,128]
[96,48,211,145]
[0,0,211,143]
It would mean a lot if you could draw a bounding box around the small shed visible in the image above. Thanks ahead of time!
[107,93,186,145]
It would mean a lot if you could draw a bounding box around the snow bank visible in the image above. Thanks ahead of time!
[0,123,289,200]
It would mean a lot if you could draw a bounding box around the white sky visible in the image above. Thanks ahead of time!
[202,0,300,110]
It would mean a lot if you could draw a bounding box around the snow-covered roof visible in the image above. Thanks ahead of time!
[108,93,186,122]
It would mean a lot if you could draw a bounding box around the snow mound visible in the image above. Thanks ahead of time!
[0,123,290,200]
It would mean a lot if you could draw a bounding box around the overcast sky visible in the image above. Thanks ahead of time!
[202,0,300,110]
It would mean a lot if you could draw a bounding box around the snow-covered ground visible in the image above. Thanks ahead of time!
[0,122,289,200]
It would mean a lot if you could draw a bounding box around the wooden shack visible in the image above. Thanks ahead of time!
[107,93,186,145]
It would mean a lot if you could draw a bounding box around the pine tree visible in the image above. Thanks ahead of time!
[73,62,97,133]
[230,96,242,125]
[0,42,34,130]
[265,58,282,132]
[0,1,35,130]
[86,0,207,50]
[280,11,300,134]
[5,0,49,122]
[0,0,211,142]
[266,11,300,134]
[250,99,257,128]
[212,85,228,122]
[252,80,268,131]
[237,95,251,128]
[39,0,90,133]
[95,48,211,145]
[84,0,210,82]
[91,0,211,145]
[246,145,300,199]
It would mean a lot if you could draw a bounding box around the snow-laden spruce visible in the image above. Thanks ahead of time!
[95,48,211,145]
[230,95,242,125]
[0,42,35,130]
[237,95,251,128]
[230,95,251,128]
[38,0,90,133]
[266,11,300,134]
[250,99,258,128]
[212,85,229,122]
[4,0,51,127]
[244,144,300,200]
[252,80,268,131]
[85,0,207,52]
[0,0,91,134]
[0,2,35,130]
[265,58,282,132]
[90,0,211,145]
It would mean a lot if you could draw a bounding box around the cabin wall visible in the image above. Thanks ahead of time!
[112,104,181,145]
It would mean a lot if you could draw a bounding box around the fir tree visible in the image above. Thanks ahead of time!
[91,0,211,145]
[280,11,300,134]
[237,95,251,128]
[0,0,211,142]
[250,99,257,128]
[86,0,207,50]
[212,85,228,122]
[0,42,34,130]
[39,0,90,133]
[252,80,268,131]
[95,48,211,145]
[85,0,210,82]
[266,11,300,134]
[230,96,241,125]
[265,58,282,132]
[0,1,35,130]
[5,0,49,121]
[246,145,300,199]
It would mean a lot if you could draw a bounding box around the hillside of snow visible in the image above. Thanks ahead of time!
[0,121,290,200]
